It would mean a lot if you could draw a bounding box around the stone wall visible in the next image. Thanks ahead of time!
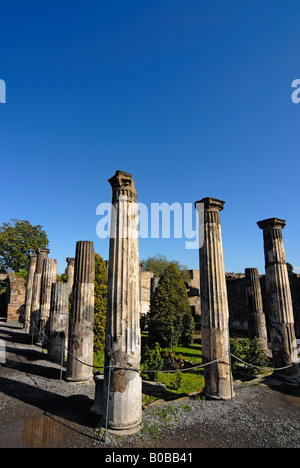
[140,269,300,339]
[0,274,26,322]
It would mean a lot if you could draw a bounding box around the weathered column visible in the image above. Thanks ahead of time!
[48,282,70,362]
[257,218,299,381]
[24,254,37,332]
[65,241,95,383]
[38,258,57,344]
[245,268,268,351]
[102,170,142,433]
[30,248,50,340]
[66,257,75,289]
[150,276,160,301]
[195,197,234,399]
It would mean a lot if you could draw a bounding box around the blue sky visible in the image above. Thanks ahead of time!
[0,0,299,275]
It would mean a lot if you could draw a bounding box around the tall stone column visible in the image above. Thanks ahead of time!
[38,258,57,344]
[102,170,142,433]
[195,197,233,399]
[66,257,75,289]
[245,268,268,351]
[30,248,50,340]
[257,218,299,381]
[65,241,95,383]
[48,282,70,362]
[24,254,37,332]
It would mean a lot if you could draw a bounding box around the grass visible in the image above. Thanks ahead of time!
[93,333,205,397]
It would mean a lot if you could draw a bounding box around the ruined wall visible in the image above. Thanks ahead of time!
[140,270,155,314]
[140,268,300,339]
[0,274,26,322]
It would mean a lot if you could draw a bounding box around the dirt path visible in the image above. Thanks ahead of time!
[0,321,299,449]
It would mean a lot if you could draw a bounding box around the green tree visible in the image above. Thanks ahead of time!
[93,253,108,354]
[148,263,194,348]
[140,253,191,283]
[0,219,49,273]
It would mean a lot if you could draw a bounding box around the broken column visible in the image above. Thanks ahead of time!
[38,258,57,344]
[101,170,142,433]
[66,257,75,290]
[245,268,268,351]
[48,282,70,362]
[195,197,233,399]
[24,254,37,332]
[30,248,50,340]
[65,241,95,383]
[257,218,299,381]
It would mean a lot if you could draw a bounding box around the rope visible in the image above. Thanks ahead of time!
[28,322,298,374]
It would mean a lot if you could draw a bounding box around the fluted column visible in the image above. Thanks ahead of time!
[102,170,142,433]
[30,248,50,340]
[195,197,233,399]
[24,254,37,332]
[65,241,95,383]
[66,257,75,289]
[48,282,70,361]
[245,268,268,351]
[38,258,57,344]
[257,218,299,381]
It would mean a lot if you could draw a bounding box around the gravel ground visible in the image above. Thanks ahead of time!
[0,321,300,449]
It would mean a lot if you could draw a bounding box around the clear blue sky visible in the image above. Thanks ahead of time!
[0,0,299,275]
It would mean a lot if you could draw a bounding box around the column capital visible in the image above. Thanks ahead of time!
[66,257,75,264]
[257,218,286,230]
[108,170,137,203]
[195,197,225,212]
[36,247,50,256]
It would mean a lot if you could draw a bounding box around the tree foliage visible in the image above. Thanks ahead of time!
[93,253,108,354]
[148,263,194,348]
[0,219,49,273]
[140,253,191,283]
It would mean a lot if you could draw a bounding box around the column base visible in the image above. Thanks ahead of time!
[99,417,141,435]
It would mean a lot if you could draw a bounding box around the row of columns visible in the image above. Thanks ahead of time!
[196,198,299,400]
[24,246,97,383]
[23,170,300,436]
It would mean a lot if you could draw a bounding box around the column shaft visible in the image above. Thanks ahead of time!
[48,282,70,361]
[24,254,37,332]
[38,258,57,344]
[196,197,233,399]
[66,241,95,383]
[257,218,299,381]
[245,268,268,351]
[30,248,50,340]
[102,170,142,432]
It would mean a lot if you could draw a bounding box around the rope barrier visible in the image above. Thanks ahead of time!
[29,322,298,374]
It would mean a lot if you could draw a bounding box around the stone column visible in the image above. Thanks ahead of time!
[257,218,299,381]
[195,197,233,399]
[150,276,160,301]
[30,248,50,340]
[38,258,57,344]
[66,257,75,289]
[245,268,268,351]
[48,282,70,362]
[102,170,142,433]
[24,254,37,332]
[65,241,95,383]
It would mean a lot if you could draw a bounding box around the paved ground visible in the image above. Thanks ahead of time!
[0,321,300,450]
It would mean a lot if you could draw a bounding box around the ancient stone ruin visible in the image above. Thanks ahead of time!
[101,170,142,433]
[2,169,298,441]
